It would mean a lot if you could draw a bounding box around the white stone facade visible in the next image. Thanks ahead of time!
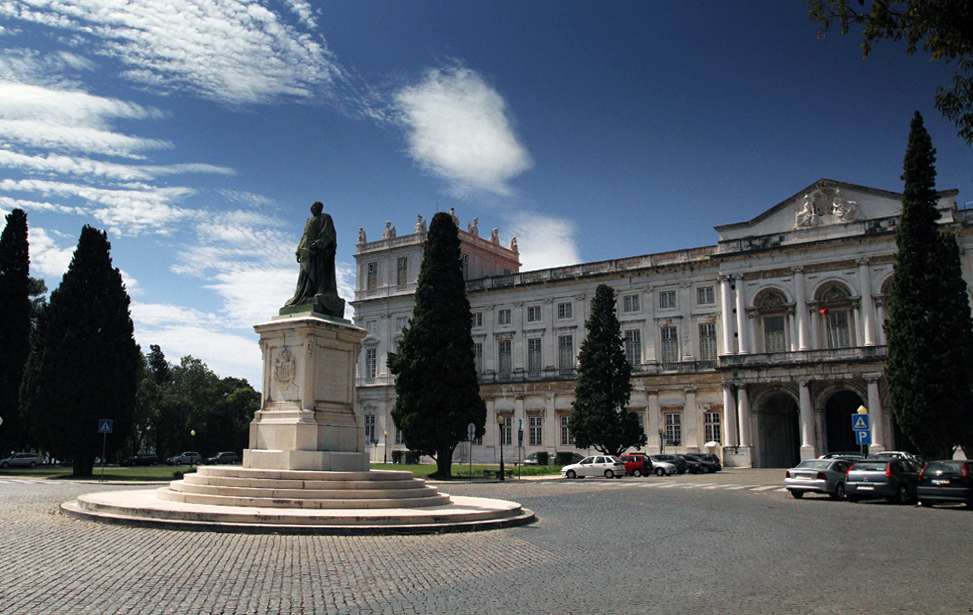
[351,180,972,467]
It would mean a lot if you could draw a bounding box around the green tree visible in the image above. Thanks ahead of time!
[884,111,973,459]
[569,284,646,457]
[387,211,486,478]
[0,209,32,454]
[20,226,141,475]
[809,0,973,145]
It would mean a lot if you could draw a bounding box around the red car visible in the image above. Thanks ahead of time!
[618,453,653,477]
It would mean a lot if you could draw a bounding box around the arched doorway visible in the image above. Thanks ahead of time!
[758,393,800,467]
[824,390,864,454]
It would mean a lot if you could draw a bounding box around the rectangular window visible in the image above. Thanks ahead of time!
[498,309,511,326]
[699,323,717,360]
[527,338,542,375]
[498,340,512,375]
[366,320,378,335]
[705,412,722,444]
[665,413,682,447]
[396,257,408,286]
[659,290,676,309]
[558,335,574,373]
[557,302,572,319]
[827,310,851,348]
[461,253,469,279]
[560,415,573,446]
[501,416,512,446]
[661,326,679,363]
[529,416,543,446]
[623,294,640,312]
[624,330,642,366]
[367,262,378,290]
[471,312,483,328]
[473,342,483,374]
[396,316,409,331]
[527,305,542,322]
[364,415,376,443]
[697,286,715,305]
[364,348,377,379]
[764,315,786,352]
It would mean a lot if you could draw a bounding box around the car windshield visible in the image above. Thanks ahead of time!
[795,460,831,470]
[853,462,888,472]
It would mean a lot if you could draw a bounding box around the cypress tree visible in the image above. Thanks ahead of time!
[569,284,646,456]
[0,209,32,454]
[20,226,141,475]
[884,111,973,459]
[387,212,486,478]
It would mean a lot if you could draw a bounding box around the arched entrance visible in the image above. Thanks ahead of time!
[758,393,800,468]
[824,390,864,454]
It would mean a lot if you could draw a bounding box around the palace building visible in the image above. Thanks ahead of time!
[351,179,970,467]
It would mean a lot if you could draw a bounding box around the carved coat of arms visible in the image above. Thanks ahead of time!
[273,347,296,387]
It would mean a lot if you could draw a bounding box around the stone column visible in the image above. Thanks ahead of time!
[867,376,885,452]
[859,258,877,346]
[798,379,815,459]
[793,266,809,350]
[723,384,738,447]
[720,275,734,354]
[738,385,751,447]
[647,390,660,453]
[735,276,749,354]
[684,388,698,450]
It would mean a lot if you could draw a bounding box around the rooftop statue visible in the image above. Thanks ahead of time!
[281,201,345,318]
[415,214,426,234]
[831,188,861,223]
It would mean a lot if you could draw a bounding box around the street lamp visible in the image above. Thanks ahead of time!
[497,414,506,482]
[383,430,388,464]
[190,429,196,469]
[658,427,665,454]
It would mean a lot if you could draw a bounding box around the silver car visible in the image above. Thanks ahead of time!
[785,458,855,500]
[0,452,44,469]
[561,455,626,479]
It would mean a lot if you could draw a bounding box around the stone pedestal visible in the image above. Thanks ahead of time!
[245,312,368,471]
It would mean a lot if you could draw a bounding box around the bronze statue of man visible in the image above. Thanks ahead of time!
[282,201,344,317]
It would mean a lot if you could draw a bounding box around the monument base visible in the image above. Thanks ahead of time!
[279,293,346,318]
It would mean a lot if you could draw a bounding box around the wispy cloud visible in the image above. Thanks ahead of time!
[394,65,533,196]
[504,209,580,271]
[0,0,343,106]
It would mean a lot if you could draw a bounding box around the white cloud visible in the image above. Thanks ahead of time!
[0,1,344,106]
[503,210,581,271]
[26,225,75,279]
[0,150,234,182]
[394,65,533,196]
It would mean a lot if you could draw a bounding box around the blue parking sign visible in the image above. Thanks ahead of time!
[856,429,871,445]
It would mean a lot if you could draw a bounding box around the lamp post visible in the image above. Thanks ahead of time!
[190,429,196,469]
[383,430,388,464]
[497,415,506,482]
[658,427,665,455]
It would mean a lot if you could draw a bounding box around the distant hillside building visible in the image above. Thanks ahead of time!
[351,180,969,467]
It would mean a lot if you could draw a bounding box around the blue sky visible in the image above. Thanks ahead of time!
[1,1,970,388]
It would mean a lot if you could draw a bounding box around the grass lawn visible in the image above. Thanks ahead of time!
[0,465,198,481]
[369,463,563,478]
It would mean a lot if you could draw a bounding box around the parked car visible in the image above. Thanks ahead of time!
[872,450,926,465]
[679,454,706,474]
[0,452,44,469]
[845,458,922,504]
[650,459,678,476]
[561,455,626,479]
[784,458,855,500]
[651,454,688,474]
[522,452,549,465]
[205,451,240,465]
[818,452,865,461]
[917,460,973,508]
[691,453,722,471]
[166,451,202,466]
[619,453,653,477]
[120,453,160,467]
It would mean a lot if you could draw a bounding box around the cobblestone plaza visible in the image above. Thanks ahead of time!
[2,471,971,615]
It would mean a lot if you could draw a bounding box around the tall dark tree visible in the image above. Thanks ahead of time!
[809,0,973,145]
[147,344,172,386]
[884,111,973,459]
[20,226,141,475]
[569,284,646,457]
[0,209,32,454]
[387,212,486,478]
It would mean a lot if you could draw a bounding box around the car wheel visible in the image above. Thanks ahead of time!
[29,461,36,469]
[831,483,846,501]
[1,462,8,469]
[893,484,909,505]
[789,490,804,499]
[566,470,576,479]
[604,469,614,479]
[655,467,665,477]
[632,469,642,477]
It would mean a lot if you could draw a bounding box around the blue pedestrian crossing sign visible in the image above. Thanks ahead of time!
[856,429,872,445]
[98,419,113,434]
[851,414,869,431]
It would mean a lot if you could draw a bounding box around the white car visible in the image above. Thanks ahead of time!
[651,460,678,476]
[0,452,44,469]
[561,455,626,479]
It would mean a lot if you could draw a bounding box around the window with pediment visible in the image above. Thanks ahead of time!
[754,289,789,353]
[816,282,854,349]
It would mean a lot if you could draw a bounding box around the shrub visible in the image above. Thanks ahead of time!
[536,451,549,466]
[405,450,422,464]
[555,451,577,465]
[391,450,404,464]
